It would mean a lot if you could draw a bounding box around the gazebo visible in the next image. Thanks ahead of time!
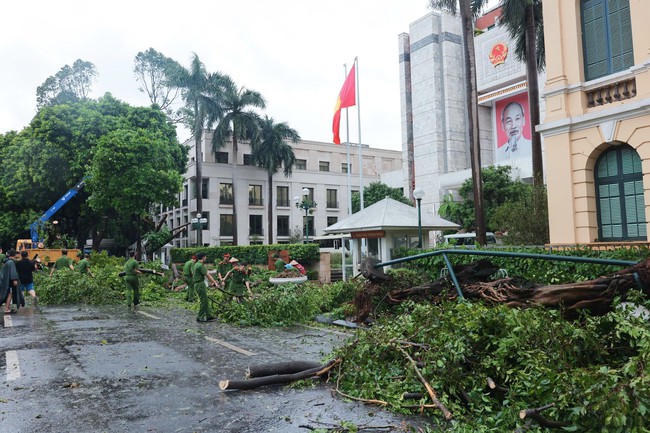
[323,197,460,277]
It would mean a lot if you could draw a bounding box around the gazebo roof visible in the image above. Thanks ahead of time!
[323,197,460,234]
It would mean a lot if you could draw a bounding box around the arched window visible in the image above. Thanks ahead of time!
[595,145,646,241]
[581,0,634,81]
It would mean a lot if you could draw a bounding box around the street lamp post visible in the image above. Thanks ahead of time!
[294,187,316,243]
[413,188,425,248]
[191,213,208,246]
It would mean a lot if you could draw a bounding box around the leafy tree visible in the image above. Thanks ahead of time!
[0,95,187,251]
[167,53,231,214]
[211,80,266,245]
[36,59,98,108]
[430,0,487,244]
[133,48,182,122]
[492,181,549,245]
[86,105,186,251]
[351,181,411,213]
[251,115,299,243]
[438,165,529,232]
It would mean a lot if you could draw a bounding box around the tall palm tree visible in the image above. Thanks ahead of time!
[211,82,266,245]
[251,115,300,244]
[169,54,229,215]
[430,0,487,244]
[499,0,545,186]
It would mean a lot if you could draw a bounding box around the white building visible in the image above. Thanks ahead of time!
[159,131,402,247]
[398,8,545,213]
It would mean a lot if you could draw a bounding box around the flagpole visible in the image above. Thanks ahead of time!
[344,64,352,218]
[355,57,366,257]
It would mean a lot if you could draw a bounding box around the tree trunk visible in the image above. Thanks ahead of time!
[267,172,274,244]
[460,0,486,245]
[247,360,321,379]
[220,359,337,391]
[525,4,544,186]
[194,117,203,215]
[384,258,650,319]
[231,133,239,245]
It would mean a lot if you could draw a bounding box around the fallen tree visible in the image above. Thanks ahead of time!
[361,257,650,319]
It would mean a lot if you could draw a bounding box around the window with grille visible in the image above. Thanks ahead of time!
[326,189,338,208]
[219,183,233,205]
[243,154,253,166]
[595,145,646,240]
[277,186,290,207]
[220,214,233,236]
[277,216,290,236]
[249,215,263,236]
[319,161,330,172]
[295,159,307,170]
[249,185,263,206]
[582,0,634,81]
[215,152,228,163]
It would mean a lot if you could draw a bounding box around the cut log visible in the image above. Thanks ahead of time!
[220,359,338,391]
[246,361,322,379]
[519,403,570,429]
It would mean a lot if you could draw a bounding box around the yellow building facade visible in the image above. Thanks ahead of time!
[539,0,650,243]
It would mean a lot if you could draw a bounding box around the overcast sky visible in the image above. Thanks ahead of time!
[0,1,439,151]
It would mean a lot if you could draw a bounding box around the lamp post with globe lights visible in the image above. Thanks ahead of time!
[413,188,425,248]
[294,188,316,243]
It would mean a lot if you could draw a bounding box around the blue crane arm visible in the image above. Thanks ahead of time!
[30,178,87,243]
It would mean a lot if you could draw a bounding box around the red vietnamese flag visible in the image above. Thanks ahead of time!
[332,64,356,144]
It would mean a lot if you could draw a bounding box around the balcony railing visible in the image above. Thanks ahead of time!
[326,201,339,209]
[249,198,264,206]
[586,77,637,108]
[249,228,264,236]
[220,195,234,205]
[277,199,290,207]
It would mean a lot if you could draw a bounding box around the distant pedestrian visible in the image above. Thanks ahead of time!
[50,249,74,276]
[123,251,142,309]
[76,253,93,277]
[1,249,22,314]
[182,255,197,300]
[192,252,218,322]
[15,251,39,306]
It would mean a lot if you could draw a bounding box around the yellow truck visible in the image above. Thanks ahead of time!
[15,239,81,266]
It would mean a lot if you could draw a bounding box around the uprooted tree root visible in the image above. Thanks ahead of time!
[358,257,650,320]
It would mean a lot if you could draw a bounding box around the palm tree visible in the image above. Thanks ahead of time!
[430,0,487,244]
[251,116,300,243]
[211,81,266,245]
[499,0,545,186]
[169,54,229,215]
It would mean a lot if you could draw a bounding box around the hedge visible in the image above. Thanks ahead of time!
[170,243,321,266]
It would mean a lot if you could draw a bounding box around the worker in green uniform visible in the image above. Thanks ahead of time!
[216,253,233,286]
[182,255,197,300]
[123,251,142,309]
[50,249,75,276]
[224,258,253,297]
[76,254,93,276]
[273,253,286,272]
[192,252,218,322]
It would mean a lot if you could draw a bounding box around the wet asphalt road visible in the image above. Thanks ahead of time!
[1,303,420,433]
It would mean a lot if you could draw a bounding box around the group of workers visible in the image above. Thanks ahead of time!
[177,252,254,322]
[0,247,94,315]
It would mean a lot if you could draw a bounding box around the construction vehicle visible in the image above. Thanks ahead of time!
[16,178,86,265]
